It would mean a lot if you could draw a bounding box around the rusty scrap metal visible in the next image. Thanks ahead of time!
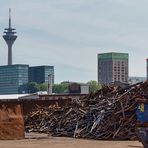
[25,81,148,140]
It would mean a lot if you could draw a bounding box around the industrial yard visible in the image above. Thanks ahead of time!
[1,81,148,147]
[1,1,148,148]
[0,133,142,148]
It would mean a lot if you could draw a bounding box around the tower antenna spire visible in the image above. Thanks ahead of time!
[9,8,11,28]
[3,8,17,65]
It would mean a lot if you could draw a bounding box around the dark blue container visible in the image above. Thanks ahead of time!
[136,102,148,123]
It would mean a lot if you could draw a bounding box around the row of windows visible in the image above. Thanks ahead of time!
[0,66,55,94]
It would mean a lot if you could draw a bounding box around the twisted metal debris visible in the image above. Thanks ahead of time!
[25,81,148,140]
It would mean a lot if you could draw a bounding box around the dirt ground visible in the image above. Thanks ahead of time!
[0,133,143,148]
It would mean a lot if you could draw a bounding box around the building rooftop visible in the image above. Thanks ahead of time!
[98,52,128,61]
[29,65,54,68]
[0,64,29,68]
[0,94,29,100]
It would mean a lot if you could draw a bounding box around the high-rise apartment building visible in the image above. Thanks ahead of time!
[0,65,29,94]
[29,66,54,84]
[97,52,128,84]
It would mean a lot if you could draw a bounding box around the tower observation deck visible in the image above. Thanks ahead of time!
[3,8,17,65]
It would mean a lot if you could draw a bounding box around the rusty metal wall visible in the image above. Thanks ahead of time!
[0,94,86,140]
[22,94,86,115]
[0,101,24,140]
[22,98,71,115]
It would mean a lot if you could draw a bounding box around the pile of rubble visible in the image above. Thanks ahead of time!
[25,81,148,140]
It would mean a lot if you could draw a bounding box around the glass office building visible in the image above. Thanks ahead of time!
[0,64,29,94]
[29,66,54,84]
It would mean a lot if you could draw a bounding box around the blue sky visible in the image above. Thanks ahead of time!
[0,0,148,83]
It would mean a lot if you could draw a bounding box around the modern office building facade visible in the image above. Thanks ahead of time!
[98,52,128,85]
[29,66,54,84]
[0,64,29,94]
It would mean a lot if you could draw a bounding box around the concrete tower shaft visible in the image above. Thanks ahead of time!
[3,8,17,65]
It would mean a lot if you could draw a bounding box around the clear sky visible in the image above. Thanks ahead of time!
[0,0,148,83]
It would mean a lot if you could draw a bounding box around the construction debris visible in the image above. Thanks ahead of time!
[25,81,148,140]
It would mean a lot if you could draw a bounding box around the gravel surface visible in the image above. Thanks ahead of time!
[0,133,143,148]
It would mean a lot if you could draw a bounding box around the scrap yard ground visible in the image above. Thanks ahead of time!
[0,133,143,148]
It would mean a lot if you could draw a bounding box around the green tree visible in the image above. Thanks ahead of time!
[39,83,47,91]
[87,80,102,93]
[52,83,68,93]
[27,82,40,93]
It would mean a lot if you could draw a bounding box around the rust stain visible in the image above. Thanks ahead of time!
[0,103,24,140]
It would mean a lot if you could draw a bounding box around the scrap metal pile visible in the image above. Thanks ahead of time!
[25,81,148,140]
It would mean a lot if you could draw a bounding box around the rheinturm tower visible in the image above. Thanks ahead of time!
[3,8,17,65]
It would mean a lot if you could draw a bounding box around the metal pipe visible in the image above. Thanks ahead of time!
[48,74,52,94]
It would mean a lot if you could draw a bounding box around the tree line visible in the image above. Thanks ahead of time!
[26,80,102,94]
